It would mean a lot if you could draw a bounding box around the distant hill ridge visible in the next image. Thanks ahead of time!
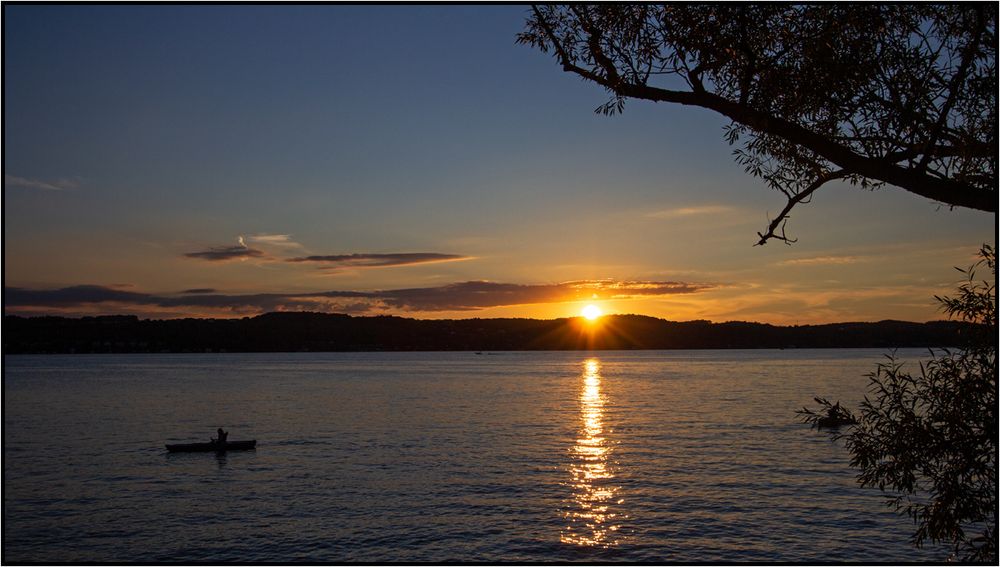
[2,312,977,353]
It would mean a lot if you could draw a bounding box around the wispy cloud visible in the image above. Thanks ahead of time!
[288,252,470,270]
[777,255,863,266]
[5,174,79,191]
[647,205,735,219]
[370,280,710,311]
[244,234,303,249]
[4,279,715,317]
[184,236,265,262]
[184,235,470,271]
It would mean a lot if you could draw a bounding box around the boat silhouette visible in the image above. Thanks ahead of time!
[165,440,257,453]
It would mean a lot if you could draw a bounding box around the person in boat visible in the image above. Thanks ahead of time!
[828,401,841,420]
[213,427,229,445]
[821,401,854,427]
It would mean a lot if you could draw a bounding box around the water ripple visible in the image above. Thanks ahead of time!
[3,350,949,562]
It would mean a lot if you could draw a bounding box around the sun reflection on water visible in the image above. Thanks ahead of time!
[561,358,625,548]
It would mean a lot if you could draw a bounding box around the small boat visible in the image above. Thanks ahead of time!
[165,440,257,453]
[816,416,856,429]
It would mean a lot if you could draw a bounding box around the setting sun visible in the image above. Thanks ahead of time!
[582,304,603,320]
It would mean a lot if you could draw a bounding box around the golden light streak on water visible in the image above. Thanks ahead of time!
[561,358,625,548]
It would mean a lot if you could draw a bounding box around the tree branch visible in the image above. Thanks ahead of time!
[916,6,987,172]
[528,6,996,214]
[597,77,995,212]
[756,170,848,246]
[530,6,614,87]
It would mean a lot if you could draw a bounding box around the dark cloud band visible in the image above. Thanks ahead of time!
[4,279,713,316]
[288,252,468,268]
[185,245,264,262]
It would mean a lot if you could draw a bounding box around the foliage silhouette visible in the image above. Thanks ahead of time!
[801,246,996,562]
[518,5,996,244]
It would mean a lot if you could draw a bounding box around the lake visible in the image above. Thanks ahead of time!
[3,350,946,562]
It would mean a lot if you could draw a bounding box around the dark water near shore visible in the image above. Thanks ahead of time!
[3,350,946,562]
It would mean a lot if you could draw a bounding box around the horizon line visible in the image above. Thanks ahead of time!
[1,310,952,327]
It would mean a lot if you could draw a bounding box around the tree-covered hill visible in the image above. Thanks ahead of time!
[2,313,978,354]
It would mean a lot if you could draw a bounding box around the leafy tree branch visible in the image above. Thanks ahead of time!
[518,5,996,244]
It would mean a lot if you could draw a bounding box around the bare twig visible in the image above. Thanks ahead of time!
[756,170,848,245]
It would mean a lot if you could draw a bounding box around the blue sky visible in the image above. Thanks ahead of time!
[4,5,994,322]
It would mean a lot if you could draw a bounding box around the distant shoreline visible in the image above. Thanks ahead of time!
[3,312,977,354]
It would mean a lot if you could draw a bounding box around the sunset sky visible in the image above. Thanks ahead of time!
[4,5,994,324]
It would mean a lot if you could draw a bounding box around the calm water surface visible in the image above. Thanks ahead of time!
[4,350,946,562]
